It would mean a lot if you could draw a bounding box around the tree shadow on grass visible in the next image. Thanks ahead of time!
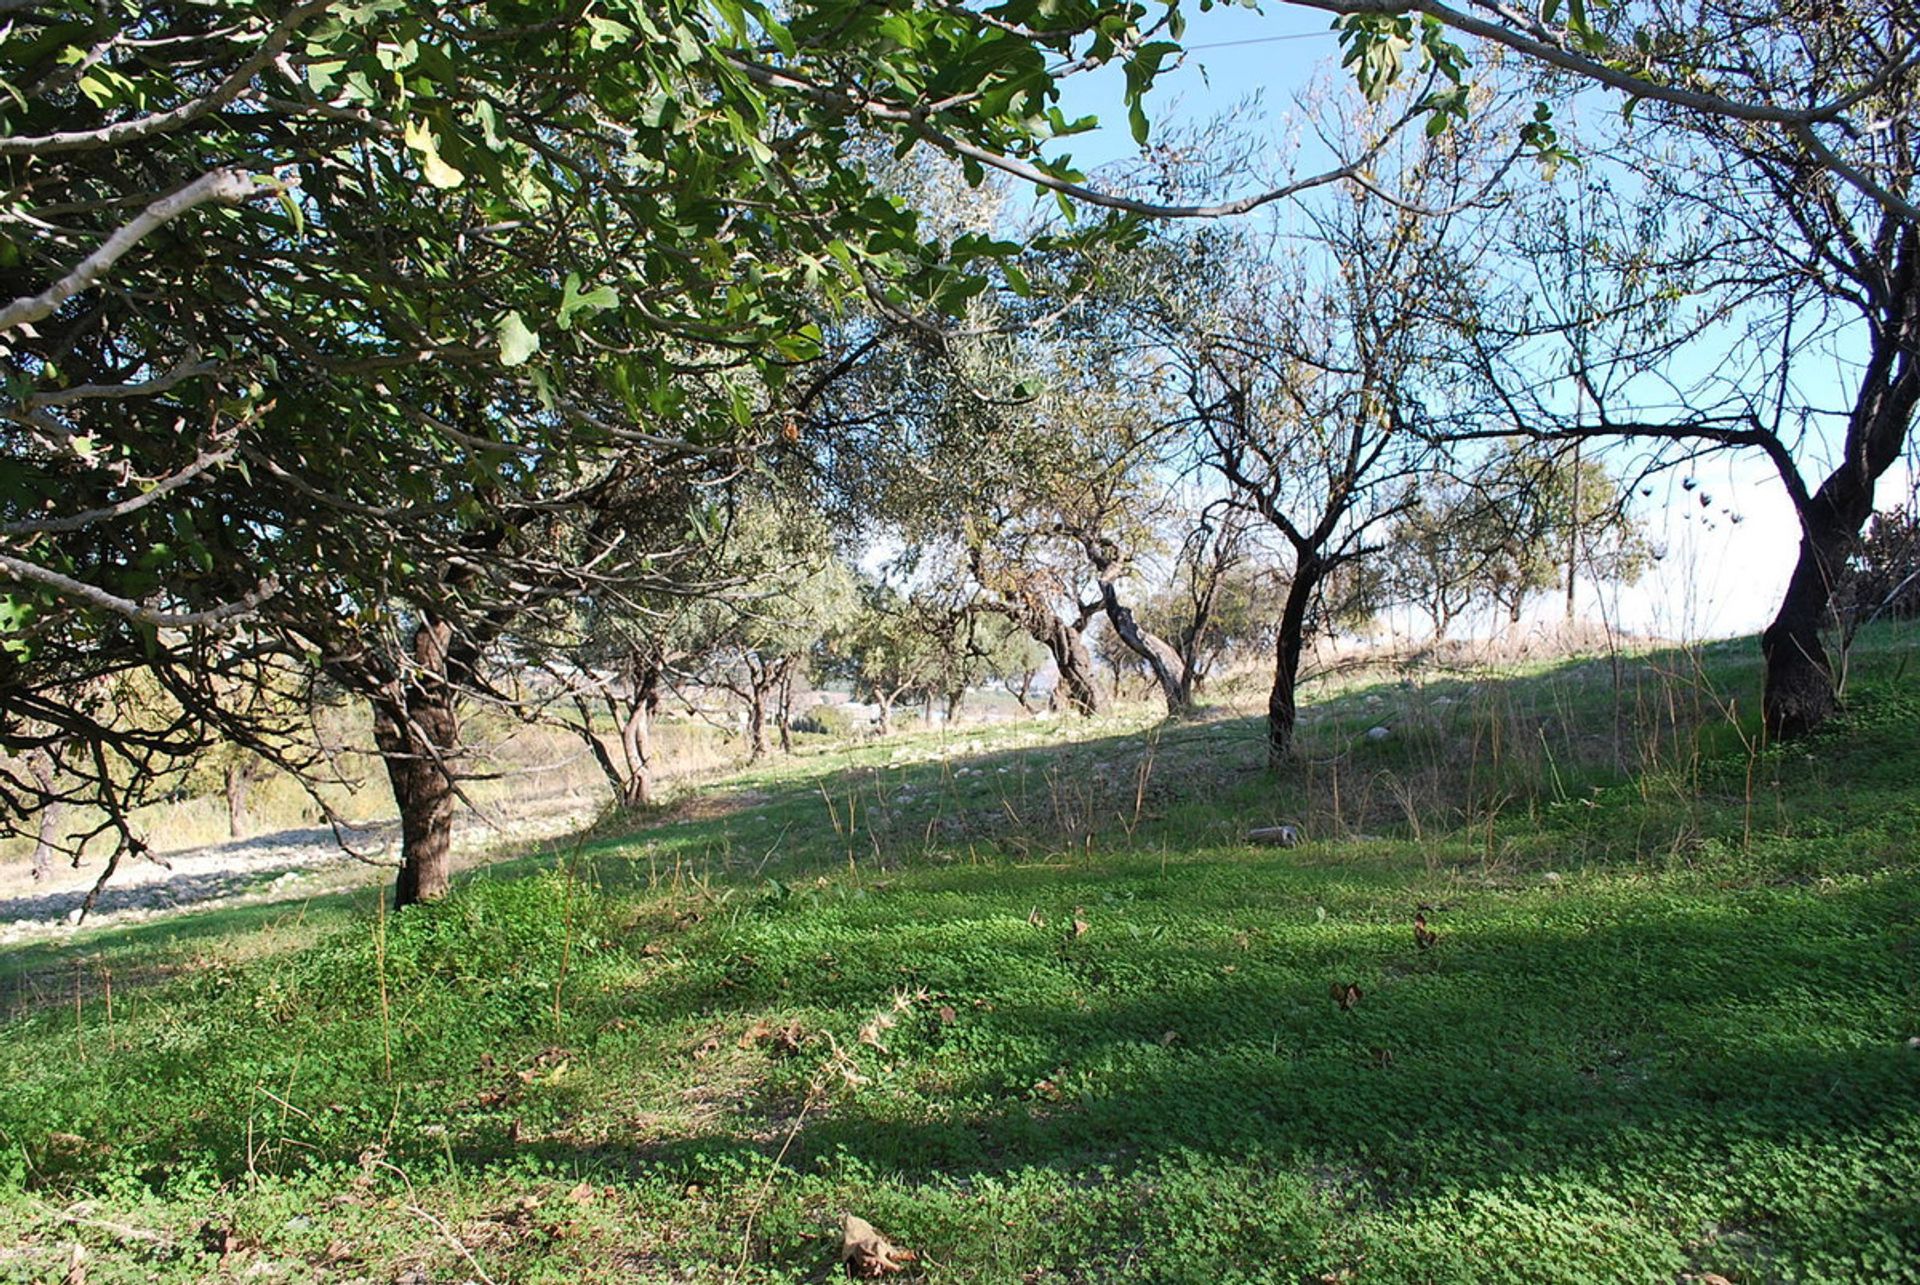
[502,870,1920,1192]
[437,864,1920,1277]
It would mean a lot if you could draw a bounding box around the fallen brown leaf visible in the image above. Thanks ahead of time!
[1330,981,1363,1011]
[1413,912,1438,951]
[841,1213,917,1277]
[740,1019,806,1055]
[198,1221,236,1263]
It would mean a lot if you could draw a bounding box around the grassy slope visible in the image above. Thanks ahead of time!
[1,628,1917,1284]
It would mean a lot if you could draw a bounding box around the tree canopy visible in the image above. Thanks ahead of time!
[7,0,1920,906]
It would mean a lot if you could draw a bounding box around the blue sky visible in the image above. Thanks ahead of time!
[1006,4,1914,642]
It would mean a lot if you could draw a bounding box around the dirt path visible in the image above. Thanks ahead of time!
[0,791,599,946]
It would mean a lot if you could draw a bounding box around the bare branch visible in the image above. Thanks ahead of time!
[0,169,262,334]
[722,55,1394,219]
[1,445,236,536]
[0,553,278,630]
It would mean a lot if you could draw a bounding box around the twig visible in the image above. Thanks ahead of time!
[31,1200,175,1247]
[404,1203,499,1285]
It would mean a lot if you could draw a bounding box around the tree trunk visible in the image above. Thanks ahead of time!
[1762,539,1842,740]
[1098,581,1193,715]
[874,690,895,736]
[1762,243,1920,739]
[28,749,59,881]
[777,659,796,754]
[373,699,458,907]
[370,619,461,908]
[747,686,771,761]
[1267,557,1321,766]
[580,701,629,804]
[619,668,659,808]
[1041,612,1102,717]
[1011,670,1039,714]
[223,757,260,839]
[1763,492,1896,739]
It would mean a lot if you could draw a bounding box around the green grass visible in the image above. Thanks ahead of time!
[3,628,1918,1282]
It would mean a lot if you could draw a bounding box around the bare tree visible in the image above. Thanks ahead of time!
[1136,105,1500,760]
[1462,7,1920,735]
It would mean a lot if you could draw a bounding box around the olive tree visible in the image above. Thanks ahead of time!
[0,0,1203,906]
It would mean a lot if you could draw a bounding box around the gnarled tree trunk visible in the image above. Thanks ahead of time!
[777,660,798,754]
[1762,238,1920,740]
[618,654,661,808]
[1043,611,1103,717]
[746,690,770,761]
[739,651,796,763]
[369,618,462,908]
[223,756,263,839]
[1099,580,1193,715]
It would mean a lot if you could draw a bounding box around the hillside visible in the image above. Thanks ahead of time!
[2,628,1917,1283]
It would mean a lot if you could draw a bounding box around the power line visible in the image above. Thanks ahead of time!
[1181,31,1334,52]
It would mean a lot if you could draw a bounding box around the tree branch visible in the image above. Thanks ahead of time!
[0,169,261,334]
[0,553,278,630]
[0,0,334,157]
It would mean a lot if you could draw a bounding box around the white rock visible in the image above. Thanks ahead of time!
[1365,726,1391,741]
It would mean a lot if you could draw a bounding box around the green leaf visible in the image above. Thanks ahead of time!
[274,184,305,239]
[403,118,464,189]
[0,594,36,659]
[497,311,540,366]
[557,273,619,329]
